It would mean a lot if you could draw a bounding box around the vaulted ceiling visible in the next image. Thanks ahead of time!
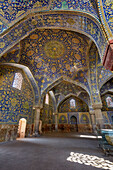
[0,0,113,106]
[0,0,99,34]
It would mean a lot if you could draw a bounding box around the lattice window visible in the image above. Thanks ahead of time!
[106,96,113,107]
[70,99,76,109]
[12,73,23,90]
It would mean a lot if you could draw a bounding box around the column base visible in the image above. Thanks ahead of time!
[33,132,40,137]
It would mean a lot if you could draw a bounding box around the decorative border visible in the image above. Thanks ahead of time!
[97,0,113,39]
[0,0,100,34]
[0,12,107,61]
[89,43,102,104]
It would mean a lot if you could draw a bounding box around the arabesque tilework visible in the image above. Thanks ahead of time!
[97,0,113,38]
[0,13,107,60]
[51,0,99,19]
[0,0,50,26]
[0,44,20,63]
[58,96,89,113]
[97,66,113,89]
[0,0,99,34]
[20,29,90,93]
[100,78,113,94]
[0,66,34,124]
[89,43,101,104]
[102,0,113,33]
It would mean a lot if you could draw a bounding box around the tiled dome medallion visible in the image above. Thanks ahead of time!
[26,29,88,64]
[20,29,89,82]
[44,40,65,59]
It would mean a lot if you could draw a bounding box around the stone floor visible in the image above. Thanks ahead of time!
[0,132,113,170]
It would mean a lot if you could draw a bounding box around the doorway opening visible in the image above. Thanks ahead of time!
[18,118,27,138]
[70,115,78,132]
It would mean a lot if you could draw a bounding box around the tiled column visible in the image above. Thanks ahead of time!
[89,43,104,128]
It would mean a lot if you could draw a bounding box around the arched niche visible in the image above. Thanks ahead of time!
[58,95,89,113]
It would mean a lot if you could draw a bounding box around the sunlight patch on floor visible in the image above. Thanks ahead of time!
[79,135,102,139]
[67,152,113,169]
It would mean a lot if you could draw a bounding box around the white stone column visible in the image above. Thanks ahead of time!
[55,113,58,131]
[34,107,40,136]
[94,109,103,128]
[92,103,104,128]
[90,110,96,125]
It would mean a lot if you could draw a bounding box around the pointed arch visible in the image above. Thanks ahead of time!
[57,93,89,111]
[49,91,57,113]
[40,76,90,106]
[0,12,107,62]
[0,63,40,106]
[100,75,113,90]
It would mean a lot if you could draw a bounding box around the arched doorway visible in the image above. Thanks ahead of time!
[18,118,27,138]
[70,116,78,132]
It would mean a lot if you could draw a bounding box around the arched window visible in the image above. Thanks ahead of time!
[12,73,23,90]
[45,94,49,104]
[70,99,76,109]
[106,96,113,107]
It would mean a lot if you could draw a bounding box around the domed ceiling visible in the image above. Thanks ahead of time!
[19,29,90,93]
